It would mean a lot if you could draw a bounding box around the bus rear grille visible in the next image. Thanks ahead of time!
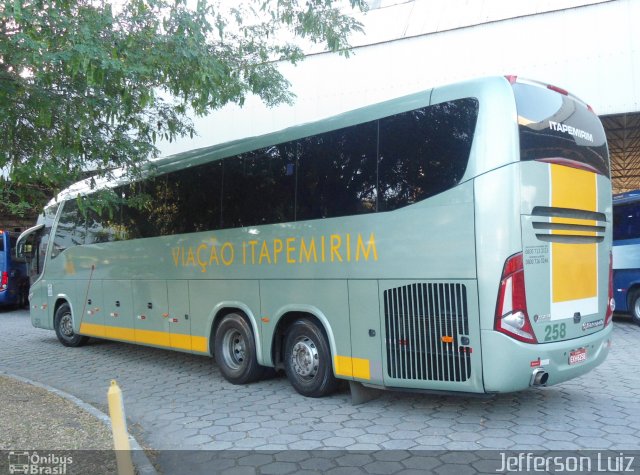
[531,206,606,244]
[383,283,471,382]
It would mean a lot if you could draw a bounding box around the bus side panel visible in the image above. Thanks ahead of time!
[102,280,134,342]
[475,165,522,393]
[348,280,383,385]
[132,280,170,347]
[613,240,640,312]
[189,280,261,357]
[46,279,78,329]
[77,280,105,337]
[167,280,194,352]
[474,165,523,332]
[260,280,351,378]
[612,269,640,312]
[29,280,49,329]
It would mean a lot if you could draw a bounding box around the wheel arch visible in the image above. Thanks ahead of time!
[627,284,640,317]
[270,305,337,370]
[53,294,77,330]
[206,301,264,364]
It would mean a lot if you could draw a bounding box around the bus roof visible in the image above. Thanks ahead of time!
[613,190,640,205]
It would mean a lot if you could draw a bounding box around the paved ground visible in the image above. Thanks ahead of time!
[1,308,640,472]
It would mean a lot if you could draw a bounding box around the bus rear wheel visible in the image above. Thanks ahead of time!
[283,319,339,398]
[214,312,264,384]
[630,292,640,325]
[54,303,89,347]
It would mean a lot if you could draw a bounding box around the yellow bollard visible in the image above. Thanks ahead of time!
[107,380,135,475]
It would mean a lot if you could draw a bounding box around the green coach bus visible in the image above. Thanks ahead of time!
[18,76,613,398]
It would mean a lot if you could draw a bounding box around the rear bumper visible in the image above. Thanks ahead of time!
[481,324,612,393]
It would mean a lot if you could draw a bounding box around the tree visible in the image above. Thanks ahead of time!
[0,0,365,216]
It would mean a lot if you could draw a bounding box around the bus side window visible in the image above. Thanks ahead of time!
[29,204,58,280]
[222,144,297,228]
[85,198,119,245]
[613,203,640,241]
[171,161,223,234]
[378,98,478,211]
[51,200,85,258]
[297,122,377,220]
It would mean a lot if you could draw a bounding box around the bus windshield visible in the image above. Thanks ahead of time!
[514,82,609,176]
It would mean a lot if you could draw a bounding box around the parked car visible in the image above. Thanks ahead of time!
[0,230,29,308]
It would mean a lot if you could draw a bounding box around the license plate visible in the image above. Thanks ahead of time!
[569,348,587,365]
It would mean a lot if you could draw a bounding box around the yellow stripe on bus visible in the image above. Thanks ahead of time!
[190,336,208,353]
[550,164,598,303]
[79,323,209,354]
[135,328,171,347]
[105,326,135,341]
[79,322,106,338]
[334,355,371,380]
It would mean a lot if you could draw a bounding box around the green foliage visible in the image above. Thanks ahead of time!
[0,0,365,216]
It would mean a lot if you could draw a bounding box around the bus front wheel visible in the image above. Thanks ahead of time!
[284,319,339,398]
[214,312,264,384]
[54,303,89,347]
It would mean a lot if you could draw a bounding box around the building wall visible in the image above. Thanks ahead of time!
[157,0,640,159]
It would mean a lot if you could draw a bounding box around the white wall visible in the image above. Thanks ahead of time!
[157,0,640,158]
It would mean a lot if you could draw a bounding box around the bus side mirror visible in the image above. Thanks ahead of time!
[15,223,44,260]
[16,241,25,259]
[16,241,33,260]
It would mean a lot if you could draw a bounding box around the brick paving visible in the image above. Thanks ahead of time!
[1,309,639,472]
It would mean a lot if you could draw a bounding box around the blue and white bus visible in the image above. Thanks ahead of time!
[613,191,640,324]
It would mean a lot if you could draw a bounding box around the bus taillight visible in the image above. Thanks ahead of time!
[605,251,614,327]
[495,253,537,343]
[1,271,8,291]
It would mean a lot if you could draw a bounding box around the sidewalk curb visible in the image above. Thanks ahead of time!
[0,371,158,475]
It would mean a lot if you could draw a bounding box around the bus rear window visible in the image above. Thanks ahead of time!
[513,83,609,176]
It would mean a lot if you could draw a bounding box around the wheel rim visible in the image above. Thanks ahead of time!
[221,329,246,371]
[60,313,74,338]
[291,336,319,380]
[634,298,640,319]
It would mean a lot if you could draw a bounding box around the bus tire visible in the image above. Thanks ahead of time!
[283,319,339,398]
[214,312,263,385]
[630,292,640,325]
[54,303,89,347]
